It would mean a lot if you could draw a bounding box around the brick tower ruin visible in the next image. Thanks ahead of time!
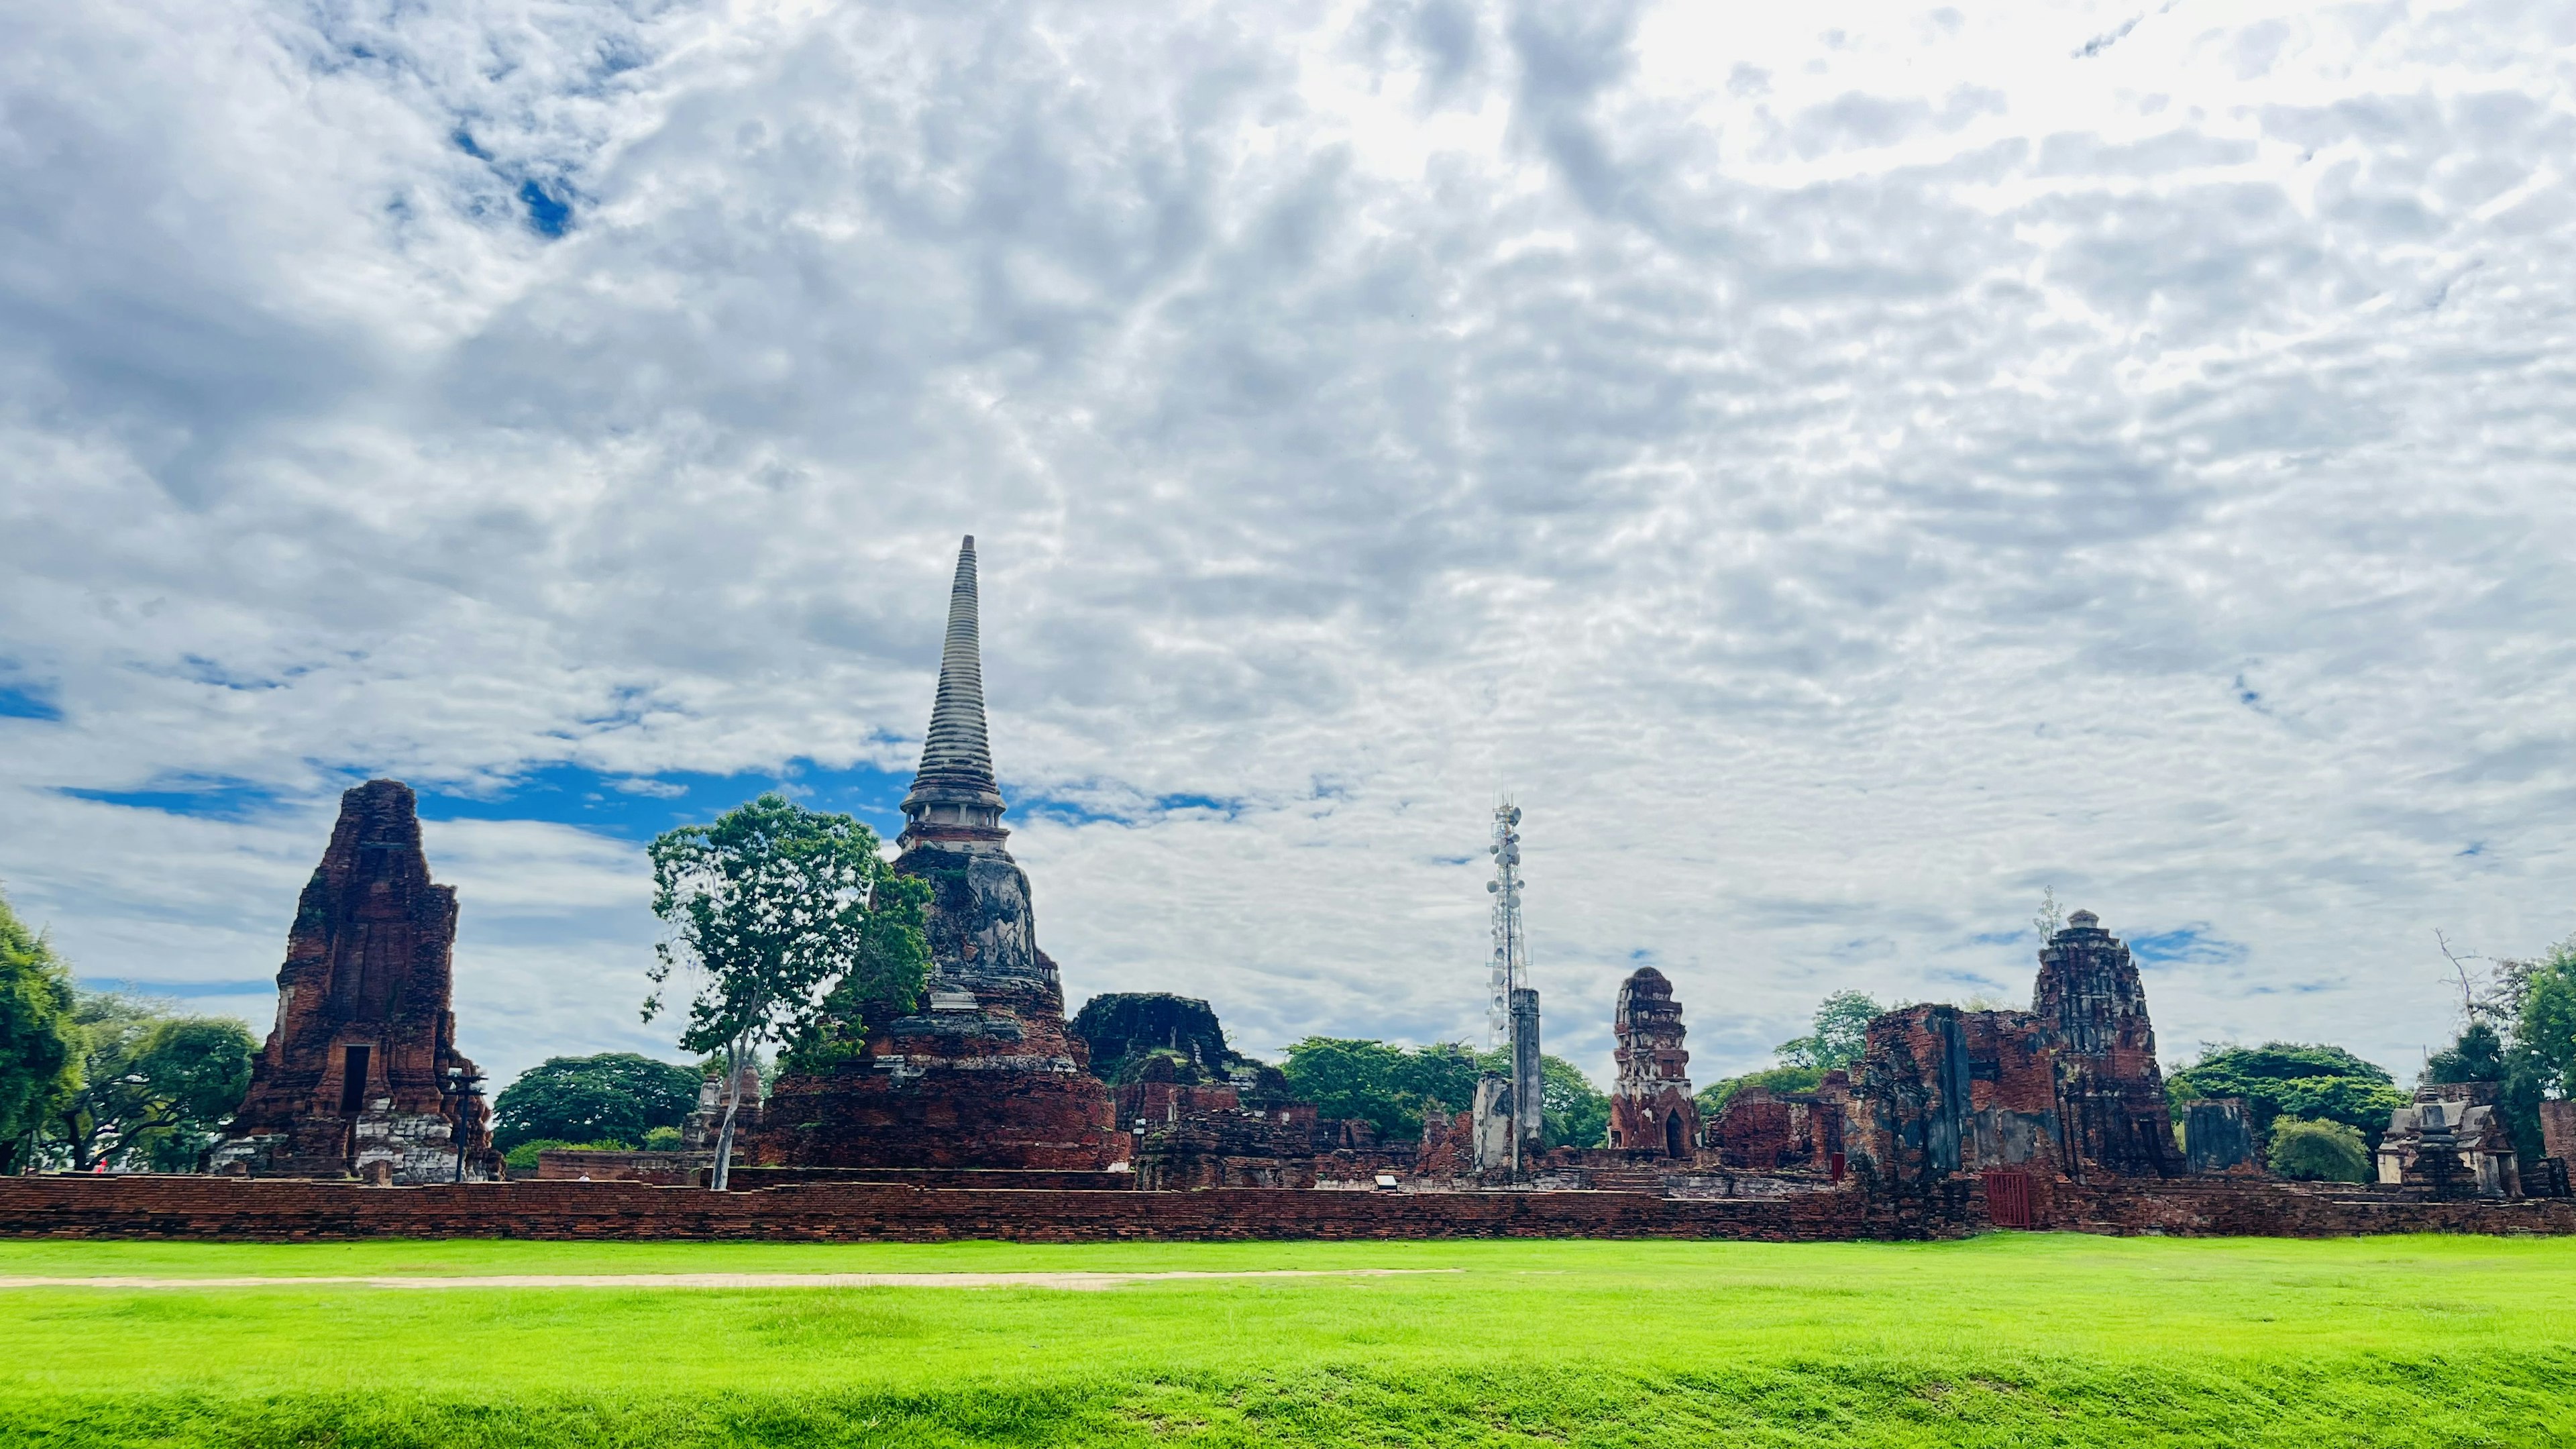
[2033,909,2178,1178]
[211,780,498,1182]
[749,537,1124,1170]
[1607,967,1699,1158]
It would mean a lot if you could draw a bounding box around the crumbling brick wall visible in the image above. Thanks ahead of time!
[1707,1077,1847,1172]
[1849,1004,2065,1197]
[5,1174,2570,1244]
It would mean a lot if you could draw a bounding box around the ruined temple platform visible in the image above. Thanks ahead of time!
[3,1175,2571,1244]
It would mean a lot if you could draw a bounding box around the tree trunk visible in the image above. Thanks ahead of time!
[710,1031,749,1191]
[61,1113,97,1173]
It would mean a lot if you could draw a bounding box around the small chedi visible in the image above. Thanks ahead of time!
[211,780,498,1182]
[1607,968,1698,1158]
[2377,1085,2520,1198]
[743,537,1126,1172]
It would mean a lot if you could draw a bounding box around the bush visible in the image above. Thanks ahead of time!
[500,1138,635,1173]
[641,1126,683,1150]
[2267,1117,2371,1183]
[1697,1066,1824,1121]
[2168,1043,2406,1141]
[502,1138,570,1173]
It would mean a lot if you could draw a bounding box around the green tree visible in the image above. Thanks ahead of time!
[1775,991,1884,1072]
[490,1053,704,1152]
[1530,1054,1611,1150]
[2437,933,2576,1164]
[1277,1037,1607,1148]
[2424,1022,2508,1086]
[2266,1117,2371,1183]
[1695,1065,1826,1122]
[2166,1043,2407,1142]
[0,888,80,1173]
[1279,1038,1419,1140]
[40,994,254,1172]
[2507,936,2576,1100]
[644,794,930,1189]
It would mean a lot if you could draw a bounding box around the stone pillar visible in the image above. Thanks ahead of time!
[1471,1075,1515,1172]
[1511,987,1543,1155]
[2183,1098,2257,1174]
[2541,1100,2576,1165]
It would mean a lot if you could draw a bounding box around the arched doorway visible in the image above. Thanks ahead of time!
[1664,1111,1684,1159]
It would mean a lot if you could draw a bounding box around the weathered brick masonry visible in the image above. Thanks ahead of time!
[4,1175,2567,1244]
[0,1176,1925,1243]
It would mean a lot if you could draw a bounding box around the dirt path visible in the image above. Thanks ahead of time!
[0,1268,1460,1291]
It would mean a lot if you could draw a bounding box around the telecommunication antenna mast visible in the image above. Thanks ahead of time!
[1485,802,1540,1175]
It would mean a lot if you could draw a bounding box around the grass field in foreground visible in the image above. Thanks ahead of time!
[3,1234,2572,1447]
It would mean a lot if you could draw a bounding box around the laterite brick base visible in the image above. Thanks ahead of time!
[1,1175,2570,1244]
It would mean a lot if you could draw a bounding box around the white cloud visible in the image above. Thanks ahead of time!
[3,0,2572,1091]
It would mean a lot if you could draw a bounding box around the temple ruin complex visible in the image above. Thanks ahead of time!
[80,536,2567,1240]
[743,537,1126,1173]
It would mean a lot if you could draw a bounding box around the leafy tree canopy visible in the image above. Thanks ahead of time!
[2266,1117,2371,1183]
[2167,1042,2406,1138]
[0,887,81,1171]
[2425,1022,2508,1085]
[1695,1065,1825,1122]
[1278,1038,1608,1148]
[644,794,930,1188]
[1774,991,1884,1072]
[2512,936,2576,1101]
[32,992,254,1172]
[490,1053,702,1152]
[2424,932,2576,1165]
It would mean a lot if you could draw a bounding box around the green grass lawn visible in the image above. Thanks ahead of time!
[3,1233,2571,1447]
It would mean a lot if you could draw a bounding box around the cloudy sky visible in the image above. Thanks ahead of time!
[3,0,2571,1095]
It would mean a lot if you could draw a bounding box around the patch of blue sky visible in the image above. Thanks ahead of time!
[1016,790,1248,827]
[2127,923,2249,968]
[416,759,912,843]
[0,682,62,720]
[519,180,570,236]
[78,976,274,998]
[60,776,292,820]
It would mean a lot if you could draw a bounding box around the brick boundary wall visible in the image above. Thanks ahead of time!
[0,1177,1926,1243]
[1966,1174,2576,1238]
[1,1176,2568,1244]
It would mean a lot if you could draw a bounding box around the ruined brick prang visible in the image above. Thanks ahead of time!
[210,781,497,1183]
[2033,910,2179,1178]
[1608,967,1699,1157]
[746,537,1122,1171]
[1850,1003,2063,1198]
